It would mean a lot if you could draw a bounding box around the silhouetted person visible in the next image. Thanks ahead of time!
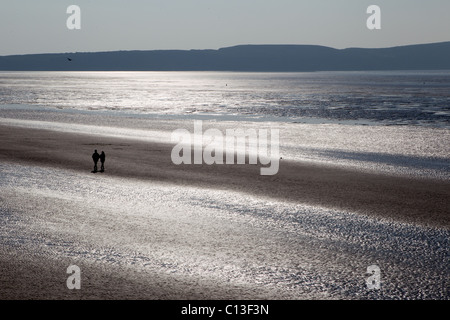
[92,149,100,172]
[100,151,106,172]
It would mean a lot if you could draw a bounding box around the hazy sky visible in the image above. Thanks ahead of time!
[1,0,449,55]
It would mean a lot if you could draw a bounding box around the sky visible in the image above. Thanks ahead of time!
[1,0,449,55]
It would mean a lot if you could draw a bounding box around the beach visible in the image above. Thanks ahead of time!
[1,110,449,300]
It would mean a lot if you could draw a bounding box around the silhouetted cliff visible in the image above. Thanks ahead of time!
[1,42,449,71]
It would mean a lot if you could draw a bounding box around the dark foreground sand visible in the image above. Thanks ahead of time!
[0,124,449,300]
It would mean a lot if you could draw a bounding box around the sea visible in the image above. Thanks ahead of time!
[0,70,449,127]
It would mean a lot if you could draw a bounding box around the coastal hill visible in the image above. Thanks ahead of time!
[1,42,450,71]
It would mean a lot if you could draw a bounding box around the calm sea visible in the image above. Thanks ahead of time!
[0,70,449,127]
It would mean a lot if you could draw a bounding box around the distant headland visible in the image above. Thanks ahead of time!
[1,42,449,71]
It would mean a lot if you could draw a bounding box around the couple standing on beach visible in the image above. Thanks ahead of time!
[92,150,106,173]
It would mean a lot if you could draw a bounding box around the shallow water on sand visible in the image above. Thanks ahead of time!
[1,71,449,127]
[0,162,448,299]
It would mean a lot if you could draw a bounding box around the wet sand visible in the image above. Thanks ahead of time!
[0,124,448,229]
